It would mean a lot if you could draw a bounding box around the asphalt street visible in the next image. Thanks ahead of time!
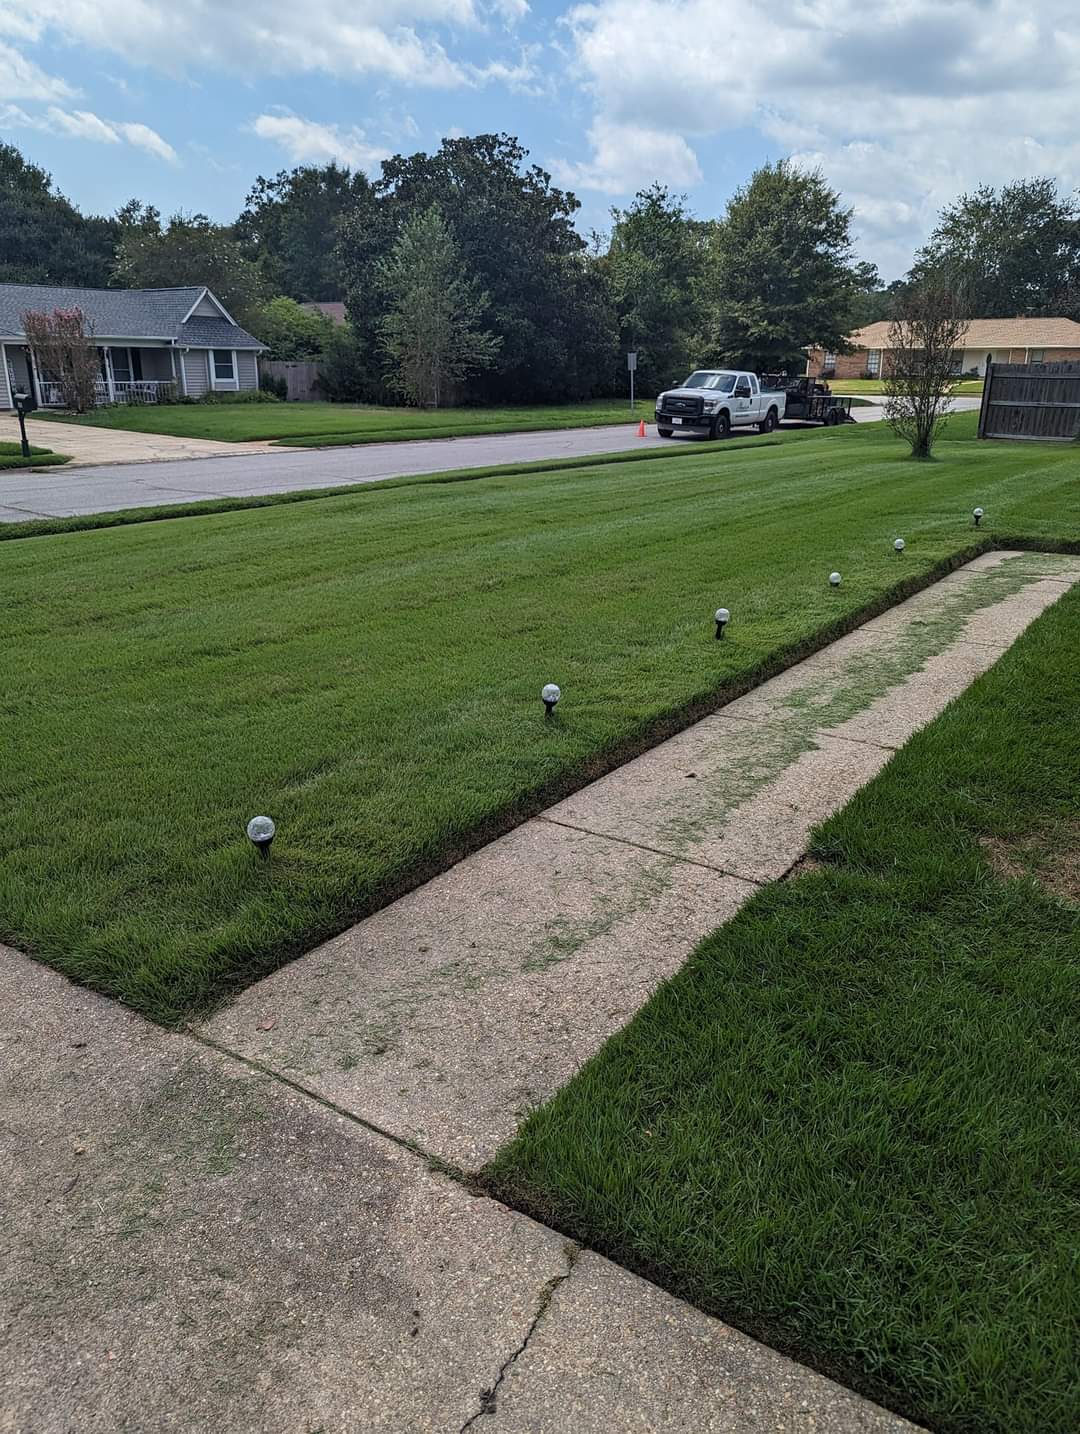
[0,400,981,522]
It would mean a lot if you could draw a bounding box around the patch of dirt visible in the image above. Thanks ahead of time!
[980,823,1080,904]
[785,854,825,880]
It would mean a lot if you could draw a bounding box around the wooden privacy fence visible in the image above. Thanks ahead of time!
[259,359,323,402]
[978,361,1080,441]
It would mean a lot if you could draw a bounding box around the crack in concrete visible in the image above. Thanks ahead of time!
[459,1243,580,1431]
[536,814,766,884]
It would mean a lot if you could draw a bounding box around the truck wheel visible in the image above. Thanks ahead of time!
[824,409,840,426]
[759,408,778,433]
[711,413,731,440]
[657,426,673,438]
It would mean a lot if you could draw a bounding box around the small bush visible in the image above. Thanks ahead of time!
[259,370,288,400]
[198,389,282,405]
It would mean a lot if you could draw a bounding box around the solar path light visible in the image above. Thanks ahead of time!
[542,683,561,717]
[973,507,984,527]
[246,815,276,859]
[714,607,730,640]
[829,571,842,587]
[894,538,906,553]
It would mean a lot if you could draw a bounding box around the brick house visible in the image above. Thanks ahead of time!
[806,317,1080,381]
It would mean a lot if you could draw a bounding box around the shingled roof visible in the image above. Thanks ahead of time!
[850,317,1080,349]
[0,284,265,348]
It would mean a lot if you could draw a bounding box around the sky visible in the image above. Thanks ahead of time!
[1,0,1079,278]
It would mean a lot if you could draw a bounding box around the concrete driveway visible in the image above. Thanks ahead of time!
[0,411,277,467]
[0,401,981,523]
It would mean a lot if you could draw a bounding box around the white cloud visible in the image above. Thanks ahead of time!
[551,120,701,194]
[115,120,179,163]
[6,2,489,89]
[2,101,178,163]
[0,39,76,101]
[250,111,387,172]
[559,0,1080,273]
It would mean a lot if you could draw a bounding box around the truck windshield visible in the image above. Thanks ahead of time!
[683,371,736,393]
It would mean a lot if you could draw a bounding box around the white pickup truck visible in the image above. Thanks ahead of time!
[655,369,786,439]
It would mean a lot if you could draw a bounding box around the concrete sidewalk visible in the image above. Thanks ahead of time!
[0,411,277,468]
[200,550,1080,1170]
[0,947,913,1432]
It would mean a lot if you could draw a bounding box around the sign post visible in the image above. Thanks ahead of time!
[627,351,637,411]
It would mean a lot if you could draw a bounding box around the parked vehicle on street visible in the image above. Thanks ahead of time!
[759,374,856,426]
[655,370,786,439]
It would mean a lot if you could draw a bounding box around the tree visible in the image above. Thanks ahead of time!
[251,296,336,360]
[338,133,615,403]
[236,164,372,300]
[0,143,117,286]
[376,205,500,408]
[113,206,266,326]
[911,178,1080,320]
[22,308,101,412]
[883,279,969,459]
[707,161,863,372]
[603,185,712,394]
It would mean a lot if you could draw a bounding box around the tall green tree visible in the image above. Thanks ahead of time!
[338,133,616,402]
[910,178,1080,319]
[603,185,712,393]
[235,164,372,300]
[113,205,267,325]
[708,161,863,372]
[376,204,500,408]
[250,296,337,360]
[0,143,117,286]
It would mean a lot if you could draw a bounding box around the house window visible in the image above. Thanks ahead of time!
[823,352,837,368]
[109,348,143,384]
[866,349,881,375]
[213,349,236,385]
[1030,349,1045,363]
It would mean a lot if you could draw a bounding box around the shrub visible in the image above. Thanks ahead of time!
[259,370,288,400]
[197,389,282,405]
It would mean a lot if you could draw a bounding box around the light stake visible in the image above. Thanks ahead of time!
[714,607,730,640]
[246,815,276,859]
[894,537,906,553]
[973,507,984,527]
[829,571,842,587]
[541,683,561,717]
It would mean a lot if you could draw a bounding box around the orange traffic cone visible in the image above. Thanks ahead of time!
[637,419,647,438]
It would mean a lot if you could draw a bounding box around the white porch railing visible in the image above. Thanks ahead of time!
[39,378,177,407]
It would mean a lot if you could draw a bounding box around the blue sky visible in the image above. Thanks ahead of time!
[2,1,1078,278]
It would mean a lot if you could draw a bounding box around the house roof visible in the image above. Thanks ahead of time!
[850,317,1080,350]
[0,283,265,348]
[301,301,347,325]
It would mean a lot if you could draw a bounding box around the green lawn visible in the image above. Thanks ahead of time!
[0,439,69,471]
[827,378,984,396]
[38,397,653,445]
[1,412,1077,1027]
[489,587,1080,1434]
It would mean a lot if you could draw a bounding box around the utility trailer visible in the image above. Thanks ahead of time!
[760,375,856,426]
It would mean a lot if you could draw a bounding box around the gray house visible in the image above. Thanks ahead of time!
[0,283,266,410]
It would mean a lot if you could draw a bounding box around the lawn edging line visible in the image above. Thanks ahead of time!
[189,538,997,1026]
[0,438,786,544]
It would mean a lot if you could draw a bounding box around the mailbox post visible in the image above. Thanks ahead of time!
[13,389,35,459]
[627,350,637,410]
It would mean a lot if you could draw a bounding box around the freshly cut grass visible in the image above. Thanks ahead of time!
[0,439,69,470]
[489,587,1080,1434]
[37,397,654,444]
[0,410,1077,1026]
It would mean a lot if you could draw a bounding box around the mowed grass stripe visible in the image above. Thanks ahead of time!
[0,412,1077,1025]
[488,586,1080,1434]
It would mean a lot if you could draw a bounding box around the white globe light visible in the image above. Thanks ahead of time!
[246,815,276,845]
[715,608,730,624]
[541,683,561,705]
[829,571,842,586]
[974,507,984,517]
[894,538,906,552]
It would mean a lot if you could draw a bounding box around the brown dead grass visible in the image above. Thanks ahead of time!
[980,823,1080,905]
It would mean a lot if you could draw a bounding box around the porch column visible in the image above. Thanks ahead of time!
[178,349,189,398]
[104,348,116,402]
[0,344,9,410]
[26,346,43,406]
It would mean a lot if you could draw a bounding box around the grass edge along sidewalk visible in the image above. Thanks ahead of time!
[487,584,1080,1434]
[0,440,69,471]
